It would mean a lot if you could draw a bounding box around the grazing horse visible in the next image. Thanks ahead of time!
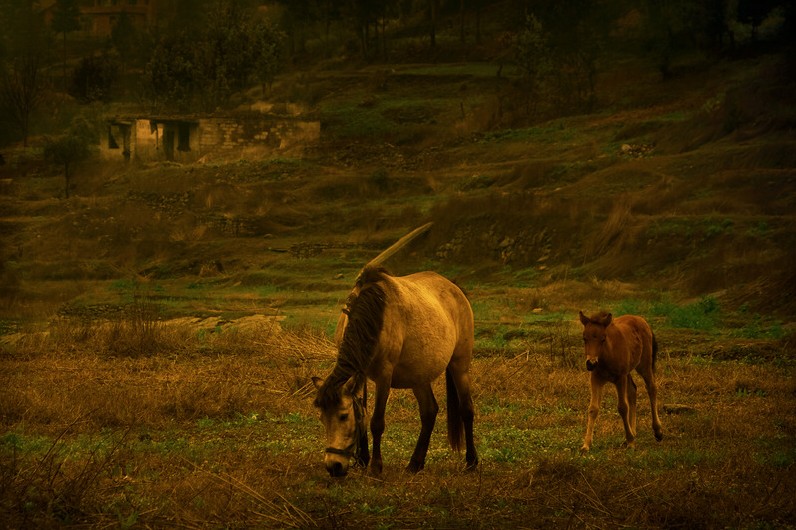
[312,266,478,477]
[578,311,663,452]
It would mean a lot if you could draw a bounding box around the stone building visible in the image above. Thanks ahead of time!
[101,109,320,163]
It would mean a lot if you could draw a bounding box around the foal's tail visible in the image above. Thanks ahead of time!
[652,332,659,373]
[445,367,465,452]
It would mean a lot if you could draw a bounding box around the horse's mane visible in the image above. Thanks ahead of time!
[314,267,389,409]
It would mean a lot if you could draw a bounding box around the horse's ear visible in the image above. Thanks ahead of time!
[311,376,324,390]
[343,375,357,395]
[603,313,613,326]
[579,311,590,326]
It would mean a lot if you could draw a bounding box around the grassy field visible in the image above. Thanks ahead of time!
[1,317,794,528]
[1,27,796,529]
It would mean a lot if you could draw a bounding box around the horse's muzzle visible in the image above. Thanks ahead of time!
[586,359,597,371]
[326,461,348,477]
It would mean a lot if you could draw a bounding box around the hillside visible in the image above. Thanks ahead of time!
[1,47,795,349]
[1,12,795,528]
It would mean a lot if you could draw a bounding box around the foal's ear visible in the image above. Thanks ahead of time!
[600,313,613,326]
[311,376,324,390]
[578,311,590,326]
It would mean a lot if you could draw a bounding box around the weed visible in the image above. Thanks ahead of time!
[667,296,721,330]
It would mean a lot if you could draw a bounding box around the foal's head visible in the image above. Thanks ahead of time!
[312,375,363,477]
[578,311,613,372]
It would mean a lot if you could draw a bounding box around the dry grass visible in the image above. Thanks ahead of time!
[1,318,793,528]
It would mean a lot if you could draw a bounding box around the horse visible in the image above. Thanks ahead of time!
[312,265,478,477]
[578,311,663,452]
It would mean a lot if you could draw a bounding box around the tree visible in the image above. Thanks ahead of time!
[514,14,551,116]
[145,1,286,111]
[51,0,81,92]
[111,11,140,74]
[428,0,439,48]
[0,0,51,145]
[0,52,46,146]
[70,53,119,103]
[201,1,259,105]
[737,0,780,40]
[145,32,199,111]
[43,118,95,198]
[253,21,286,95]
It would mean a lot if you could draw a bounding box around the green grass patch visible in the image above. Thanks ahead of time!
[614,295,721,331]
[319,102,396,139]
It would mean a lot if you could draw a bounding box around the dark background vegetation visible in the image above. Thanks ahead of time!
[0,0,794,528]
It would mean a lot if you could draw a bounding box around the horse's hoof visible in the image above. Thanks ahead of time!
[579,445,590,454]
[464,459,479,472]
[405,461,423,474]
[655,432,664,442]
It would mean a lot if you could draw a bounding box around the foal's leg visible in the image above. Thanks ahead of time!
[407,383,438,473]
[639,367,664,442]
[616,374,636,449]
[581,373,606,453]
[370,381,391,475]
[627,374,638,437]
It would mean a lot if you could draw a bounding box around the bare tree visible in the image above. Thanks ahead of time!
[0,52,46,147]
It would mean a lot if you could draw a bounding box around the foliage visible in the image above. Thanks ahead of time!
[253,21,286,94]
[70,53,119,103]
[50,0,81,35]
[42,118,96,198]
[110,11,152,70]
[144,32,199,112]
[513,13,551,116]
[145,1,286,111]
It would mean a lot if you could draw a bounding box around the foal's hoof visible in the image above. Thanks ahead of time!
[464,458,479,473]
[655,430,664,442]
[621,440,636,450]
[579,445,590,454]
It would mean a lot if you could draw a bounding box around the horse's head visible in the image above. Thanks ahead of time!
[311,375,365,477]
[579,311,612,371]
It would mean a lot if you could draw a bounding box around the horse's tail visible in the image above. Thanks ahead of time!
[652,332,658,373]
[445,367,465,452]
[355,222,432,283]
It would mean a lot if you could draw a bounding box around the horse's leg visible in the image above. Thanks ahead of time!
[406,383,438,473]
[356,382,370,467]
[627,373,638,437]
[581,373,606,453]
[639,367,664,442]
[369,381,391,475]
[616,374,636,449]
[448,364,478,470]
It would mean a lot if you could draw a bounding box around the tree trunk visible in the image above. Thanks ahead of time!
[460,0,465,43]
[429,0,437,48]
[62,32,68,93]
[64,162,71,198]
